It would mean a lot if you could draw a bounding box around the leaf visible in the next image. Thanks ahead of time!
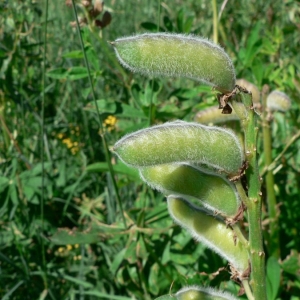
[140,22,163,32]
[84,99,116,115]
[85,161,140,181]
[116,103,147,119]
[266,256,281,300]
[50,227,101,245]
[67,66,89,80]
[176,9,184,32]
[148,262,160,295]
[124,239,137,264]
[0,176,9,193]
[46,68,68,79]
[281,250,300,277]
[111,248,127,275]
[163,16,173,32]
[62,50,83,59]
[183,15,194,33]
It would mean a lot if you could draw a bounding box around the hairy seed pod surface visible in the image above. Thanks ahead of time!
[140,164,240,217]
[176,286,239,300]
[113,121,244,175]
[168,196,249,272]
[236,78,260,104]
[267,90,291,112]
[112,33,236,93]
[194,105,239,124]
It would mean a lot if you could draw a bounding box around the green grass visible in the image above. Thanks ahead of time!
[0,0,300,299]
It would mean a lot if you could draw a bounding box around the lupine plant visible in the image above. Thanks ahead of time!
[110,33,290,300]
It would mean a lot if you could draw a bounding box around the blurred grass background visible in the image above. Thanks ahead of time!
[0,0,300,299]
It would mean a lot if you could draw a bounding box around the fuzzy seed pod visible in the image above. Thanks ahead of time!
[155,285,239,300]
[176,286,239,300]
[267,90,291,112]
[194,105,239,124]
[113,121,244,175]
[112,33,236,93]
[168,196,249,272]
[140,163,240,217]
[236,79,260,104]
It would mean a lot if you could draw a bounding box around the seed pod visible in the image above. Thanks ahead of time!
[112,33,236,93]
[168,196,249,272]
[267,90,291,112]
[176,286,239,300]
[140,163,240,217]
[113,121,244,175]
[155,286,238,300]
[194,105,239,124]
[236,78,260,104]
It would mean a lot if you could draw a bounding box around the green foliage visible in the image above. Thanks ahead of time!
[0,0,300,299]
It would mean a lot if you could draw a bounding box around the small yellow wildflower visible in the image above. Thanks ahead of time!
[58,247,64,253]
[103,115,117,132]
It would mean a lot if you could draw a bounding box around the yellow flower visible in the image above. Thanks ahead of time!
[103,115,117,132]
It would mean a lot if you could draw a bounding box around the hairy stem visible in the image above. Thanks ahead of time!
[234,89,267,299]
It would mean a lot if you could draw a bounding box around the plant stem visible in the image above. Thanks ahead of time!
[242,280,255,300]
[233,89,267,299]
[40,0,49,290]
[212,0,218,44]
[261,85,280,258]
[71,0,127,228]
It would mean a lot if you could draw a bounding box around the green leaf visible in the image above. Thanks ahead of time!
[124,239,137,264]
[62,50,83,59]
[140,22,164,32]
[0,176,9,193]
[67,66,89,80]
[266,256,281,300]
[50,227,102,245]
[111,248,126,275]
[183,15,194,33]
[84,99,116,115]
[85,161,140,181]
[163,15,173,32]
[149,262,160,295]
[46,68,68,79]
[281,250,300,276]
[176,9,184,32]
[116,103,147,119]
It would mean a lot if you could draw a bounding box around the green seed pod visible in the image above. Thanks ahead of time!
[194,105,239,124]
[267,90,291,112]
[112,33,236,93]
[155,286,238,300]
[176,286,239,300]
[140,163,240,217]
[168,196,249,272]
[113,121,244,175]
[236,78,260,104]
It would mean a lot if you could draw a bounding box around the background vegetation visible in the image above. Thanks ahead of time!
[0,0,300,299]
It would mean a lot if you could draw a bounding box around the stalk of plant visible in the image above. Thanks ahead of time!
[112,33,268,300]
[231,87,267,299]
